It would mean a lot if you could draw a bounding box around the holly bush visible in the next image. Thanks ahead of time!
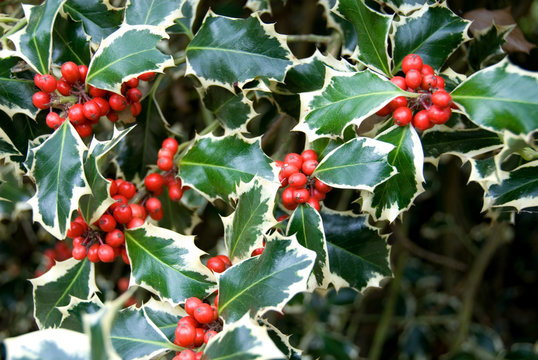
[0,0,537,359]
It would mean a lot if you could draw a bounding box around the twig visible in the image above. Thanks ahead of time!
[286,34,333,43]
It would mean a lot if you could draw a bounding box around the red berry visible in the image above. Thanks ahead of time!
[284,153,303,169]
[405,69,422,89]
[314,179,331,193]
[113,203,133,224]
[157,156,173,171]
[185,297,203,316]
[312,189,326,201]
[276,214,289,222]
[275,160,284,168]
[301,149,318,162]
[127,217,144,229]
[412,110,433,131]
[401,54,423,73]
[168,184,183,201]
[390,76,407,90]
[251,247,264,256]
[125,78,139,88]
[98,244,115,263]
[427,105,451,124]
[193,328,205,347]
[56,78,72,96]
[72,245,86,260]
[75,123,93,138]
[193,303,214,324]
[111,194,128,211]
[421,74,438,91]
[68,104,86,125]
[178,315,199,329]
[307,197,320,211]
[67,221,85,238]
[174,323,196,347]
[282,187,296,206]
[144,173,165,192]
[87,244,100,263]
[435,76,445,89]
[145,197,162,214]
[34,74,57,93]
[93,97,110,117]
[288,172,307,188]
[108,179,118,196]
[121,247,130,264]
[279,171,288,188]
[89,86,107,98]
[99,214,117,232]
[83,100,101,123]
[211,305,218,321]
[130,101,142,116]
[129,203,146,219]
[207,257,226,273]
[204,330,217,344]
[46,112,64,129]
[294,188,310,203]
[126,88,142,103]
[32,91,50,109]
[421,64,434,76]
[109,94,127,111]
[73,216,88,232]
[105,229,125,247]
[78,65,88,82]
[393,106,413,126]
[61,62,80,84]
[158,147,174,159]
[280,164,299,179]
[216,255,232,268]
[118,181,136,199]
[376,104,392,117]
[388,96,408,111]
[149,208,163,221]
[175,349,196,360]
[72,236,84,247]
[195,352,203,360]
[138,72,156,81]
[301,159,318,176]
[162,138,179,153]
[431,90,452,108]
[106,111,118,122]
[117,277,129,292]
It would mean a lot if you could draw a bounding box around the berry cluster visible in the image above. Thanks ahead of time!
[156,137,179,172]
[173,296,221,360]
[277,150,332,211]
[376,54,453,131]
[206,254,232,273]
[32,60,155,137]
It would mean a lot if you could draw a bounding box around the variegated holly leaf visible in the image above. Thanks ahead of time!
[337,0,392,76]
[58,295,103,333]
[468,157,500,190]
[168,0,200,38]
[259,319,302,359]
[158,192,201,234]
[63,0,123,44]
[114,82,169,181]
[0,126,21,159]
[286,204,331,289]
[0,162,32,220]
[143,298,186,341]
[0,113,50,162]
[320,0,357,57]
[309,137,344,161]
[125,0,182,28]
[203,314,286,360]
[79,126,133,225]
[8,0,66,74]
[4,328,90,360]
[178,133,277,204]
[451,59,538,136]
[86,25,174,94]
[468,23,512,71]
[483,160,538,212]
[0,57,39,118]
[295,69,407,141]
[383,0,434,15]
[361,125,425,223]
[125,223,215,305]
[186,12,293,89]
[391,2,471,73]
[313,137,396,191]
[52,15,91,66]
[321,209,391,290]
[422,127,503,166]
[223,178,279,262]
[25,121,90,239]
[202,86,257,132]
[30,258,97,329]
[217,233,315,323]
[111,306,178,359]
[245,0,273,15]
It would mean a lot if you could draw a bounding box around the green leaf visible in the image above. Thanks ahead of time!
[468,23,512,71]
[157,191,201,234]
[282,52,327,93]
[4,328,90,360]
[30,258,97,329]
[287,203,331,289]
[361,125,425,222]
[484,160,538,212]
[217,233,315,323]
[337,0,392,75]
[203,315,286,360]
[125,0,182,28]
[25,121,90,239]
[178,133,277,204]
[260,319,302,359]
[63,0,123,44]
[313,137,396,191]
[320,1,357,56]
[86,25,174,94]
[79,127,133,225]
[143,298,186,341]
[384,0,434,15]
[0,56,39,118]
[111,306,177,359]
[52,15,91,66]
[8,0,66,74]
[223,178,279,262]
[0,126,21,159]
[468,157,499,190]
[125,223,215,305]
[321,209,391,290]
[186,12,292,89]
[295,69,407,140]
[58,295,103,333]
[168,0,201,38]
[245,0,273,15]
[451,59,538,136]
[0,162,32,220]
[0,112,50,161]
[202,86,257,132]
[422,127,503,166]
[391,3,471,73]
